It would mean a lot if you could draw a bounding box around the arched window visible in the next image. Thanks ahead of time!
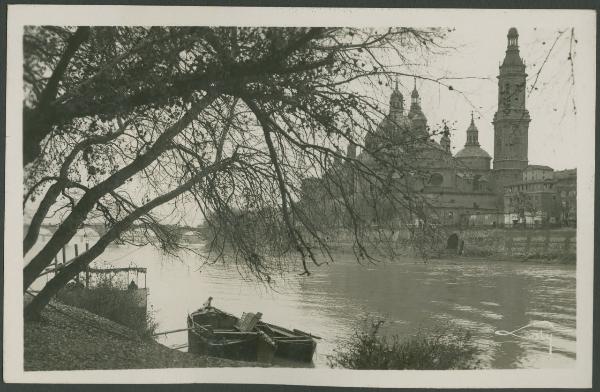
[429,173,444,186]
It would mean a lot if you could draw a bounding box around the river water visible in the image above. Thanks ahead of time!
[98,244,576,369]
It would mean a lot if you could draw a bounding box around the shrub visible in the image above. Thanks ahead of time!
[328,318,480,370]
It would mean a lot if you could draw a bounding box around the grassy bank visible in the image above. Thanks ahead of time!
[24,300,262,370]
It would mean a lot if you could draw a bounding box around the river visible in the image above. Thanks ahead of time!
[97,244,576,369]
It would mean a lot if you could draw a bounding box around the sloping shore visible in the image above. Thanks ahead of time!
[24,300,262,370]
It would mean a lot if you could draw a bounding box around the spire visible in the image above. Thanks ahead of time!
[465,112,480,146]
[389,78,404,114]
[440,123,451,153]
[410,77,421,109]
[507,27,518,48]
[501,27,524,69]
[411,77,418,98]
[411,77,420,104]
[407,78,427,137]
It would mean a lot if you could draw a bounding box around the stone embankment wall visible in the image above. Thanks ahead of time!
[452,228,576,261]
[324,227,576,262]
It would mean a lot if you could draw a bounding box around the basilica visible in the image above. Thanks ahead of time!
[342,27,576,227]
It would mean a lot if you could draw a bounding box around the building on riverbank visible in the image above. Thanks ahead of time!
[503,166,577,227]
[302,27,576,229]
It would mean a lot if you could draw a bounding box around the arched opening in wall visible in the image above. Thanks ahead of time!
[429,173,443,186]
[446,233,459,250]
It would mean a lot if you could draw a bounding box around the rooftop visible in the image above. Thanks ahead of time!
[526,164,553,171]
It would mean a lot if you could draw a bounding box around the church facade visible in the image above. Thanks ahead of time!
[352,27,576,227]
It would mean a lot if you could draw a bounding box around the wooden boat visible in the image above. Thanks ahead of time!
[187,307,276,362]
[187,305,317,363]
[256,322,317,363]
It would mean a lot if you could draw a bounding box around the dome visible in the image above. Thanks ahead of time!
[365,115,411,150]
[458,113,490,159]
[384,114,412,130]
[455,145,491,159]
[407,109,427,121]
[391,89,404,100]
[508,27,518,37]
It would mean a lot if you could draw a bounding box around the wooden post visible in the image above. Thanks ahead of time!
[85,243,90,287]
[74,244,79,283]
[62,246,66,264]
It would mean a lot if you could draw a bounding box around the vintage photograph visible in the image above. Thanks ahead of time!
[4,5,595,388]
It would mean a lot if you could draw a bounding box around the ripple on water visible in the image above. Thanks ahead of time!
[480,301,501,307]
[452,304,504,321]
[525,311,576,323]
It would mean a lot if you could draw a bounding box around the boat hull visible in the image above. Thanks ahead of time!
[187,311,275,362]
[188,330,262,362]
[187,307,316,363]
[273,339,316,362]
[258,323,317,362]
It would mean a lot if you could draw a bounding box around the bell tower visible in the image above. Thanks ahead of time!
[493,27,531,194]
[389,79,405,124]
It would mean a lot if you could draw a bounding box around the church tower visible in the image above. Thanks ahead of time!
[440,123,451,153]
[493,27,531,191]
[408,78,428,138]
[389,80,405,124]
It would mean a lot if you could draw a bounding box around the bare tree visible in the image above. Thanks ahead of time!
[23,26,449,319]
[508,191,537,228]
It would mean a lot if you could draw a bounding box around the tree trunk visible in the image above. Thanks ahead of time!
[25,243,105,321]
[24,27,91,166]
[23,184,62,255]
[22,94,217,292]
[24,156,234,320]
[24,125,127,255]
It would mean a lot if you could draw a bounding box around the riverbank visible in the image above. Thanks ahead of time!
[24,300,262,370]
[321,227,576,265]
[431,250,575,264]
[321,244,575,265]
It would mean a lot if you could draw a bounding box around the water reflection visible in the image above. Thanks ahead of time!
[99,245,576,369]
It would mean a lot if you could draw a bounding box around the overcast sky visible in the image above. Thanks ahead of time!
[389,25,580,171]
[21,22,588,227]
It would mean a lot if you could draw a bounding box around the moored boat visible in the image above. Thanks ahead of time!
[187,306,276,362]
[256,322,317,362]
[187,303,318,363]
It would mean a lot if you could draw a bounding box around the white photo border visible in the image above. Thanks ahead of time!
[4,5,595,388]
